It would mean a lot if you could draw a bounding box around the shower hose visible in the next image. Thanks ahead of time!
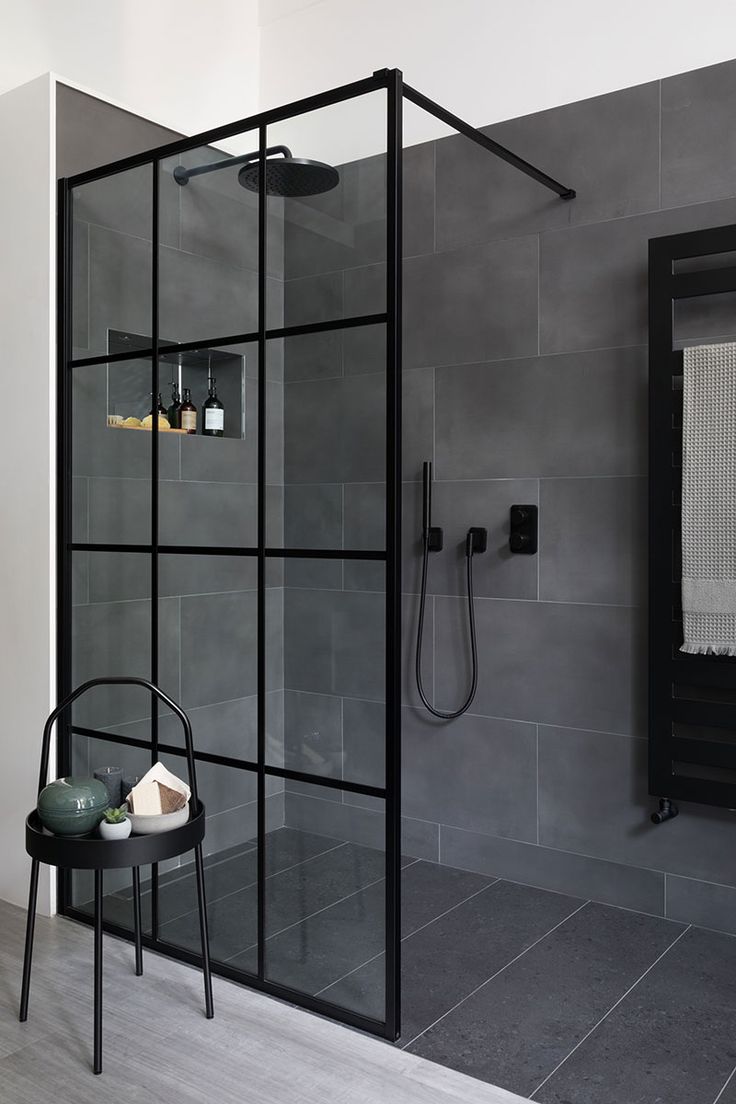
[415,530,479,719]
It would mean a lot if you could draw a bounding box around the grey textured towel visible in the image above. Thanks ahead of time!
[681,341,736,655]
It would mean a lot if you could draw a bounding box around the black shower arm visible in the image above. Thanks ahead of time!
[173,144,292,185]
[37,677,198,805]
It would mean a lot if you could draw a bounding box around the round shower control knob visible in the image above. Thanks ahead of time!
[510,532,529,552]
[510,506,528,527]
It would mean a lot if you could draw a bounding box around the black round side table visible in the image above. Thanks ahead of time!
[19,677,214,1075]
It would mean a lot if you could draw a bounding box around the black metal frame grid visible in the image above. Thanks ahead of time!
[57,68,574,1041]
[649,223,736,810]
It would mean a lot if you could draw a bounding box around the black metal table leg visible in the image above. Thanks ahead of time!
[93,869,103,1075]
[132,866,143,976]
[194,844,214,1018]
[19,858,40,1022]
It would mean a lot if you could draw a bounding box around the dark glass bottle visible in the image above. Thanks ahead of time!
[168,383,182,429]
[202,377,225,437]
[180,388,197,434]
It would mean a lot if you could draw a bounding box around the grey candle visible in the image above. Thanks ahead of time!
[122,774,142,802]
[94,766,123,808]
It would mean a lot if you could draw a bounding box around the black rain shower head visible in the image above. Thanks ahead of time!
[173,144,340,197]
[238,157,339,198]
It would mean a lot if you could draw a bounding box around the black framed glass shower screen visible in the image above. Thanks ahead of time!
[57,70,403,1040]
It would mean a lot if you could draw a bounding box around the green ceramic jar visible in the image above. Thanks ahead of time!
[37,777,109,836]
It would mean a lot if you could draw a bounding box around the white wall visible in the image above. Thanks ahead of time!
[259,0,736,159]
[0,74,55,914]
[0,0,260,137]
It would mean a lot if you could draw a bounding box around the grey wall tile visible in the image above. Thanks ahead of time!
[282,689,342,780]
[538,725,736,887]
[403,707,537,842]
[72,219,89,350]
[284,587,384,700]
[436,82,660,251]
[159,245,259,344]
[414,478,539,599]
[159,480,258,548]
[88,550,150,604]
[178,177,282,278]
[284,790,385,850]
[284,329,342,382]
[88,226,151,355]
[435,348,647,480]
[342,697,384,791]
[661,59,736,208]
[282,484,343,588]
[88,476,150,544]
[71,596,179,728]
[403,591,432,709]
[665,875,736,935]
[73,163,159,244]
[180,590,259,707]
[404,237,538,369]
[539,477,647,605]
[283,270,342,327]
[539,196,736,354]
[402,817,440,861]
[435,597,646,735]
[441,825,664,915]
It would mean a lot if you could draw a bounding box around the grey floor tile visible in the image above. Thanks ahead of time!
[665,875,736,936]
[325,880,582,1040]
[409,902,683,1099]
[535,926,736,1104]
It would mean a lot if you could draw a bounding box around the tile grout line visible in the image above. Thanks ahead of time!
[400,900,590,1051]
[313,877,500,998]
[713,1062,736,1104]
[529,923,692,1100]
[222,857,423,962]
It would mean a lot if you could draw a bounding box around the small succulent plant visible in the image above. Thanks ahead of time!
[103,805,129,824]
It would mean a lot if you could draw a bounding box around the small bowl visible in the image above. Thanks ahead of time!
[125,802,190,835]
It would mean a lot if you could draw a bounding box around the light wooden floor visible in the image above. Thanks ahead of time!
[0,898,528,1104]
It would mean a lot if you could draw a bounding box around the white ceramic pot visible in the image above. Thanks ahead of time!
[99,818,132,840]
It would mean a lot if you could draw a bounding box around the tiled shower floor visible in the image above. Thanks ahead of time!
[93,827,736,1104]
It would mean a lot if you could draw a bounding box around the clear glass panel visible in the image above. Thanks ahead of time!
[269,91,387,325]
[71,165,153,359]
[157,760,260,972]
[156,343,273,550]
[159,126,283,344]
[72,360,155,545]
[265,789,386,1021]
[269,333,386,549]
[157,554,260,760]
[71,551,158,730]
[267,558,385,791]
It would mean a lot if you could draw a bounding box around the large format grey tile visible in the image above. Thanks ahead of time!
[539,477,647,606]
[435,82,660,250]
[538,725,736,888]
[435,597,646,736]
[409,903,683,1098]
[661,59,736,209]
[159,479,258,548]
[282,689,343,780]
[284,586,384,700]
[71,596,179,728]
[402,707,537,842]
[284,790,386,852]
[536,926,736,1104]
[435,348,647,481]
[539,196,736,354]
[88,225,152,354]
[410,478,539,599]
[665,875,736,936]
[402,236,538,368]
[392,881,582,1042]
[441,825,665,915]
[284,270,342,327]
[180,589,259,707]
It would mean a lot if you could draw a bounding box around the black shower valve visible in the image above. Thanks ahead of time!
[426,525,444,552]
[509,504,538,554]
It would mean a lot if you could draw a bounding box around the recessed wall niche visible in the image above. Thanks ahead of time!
[106,329,246,439]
